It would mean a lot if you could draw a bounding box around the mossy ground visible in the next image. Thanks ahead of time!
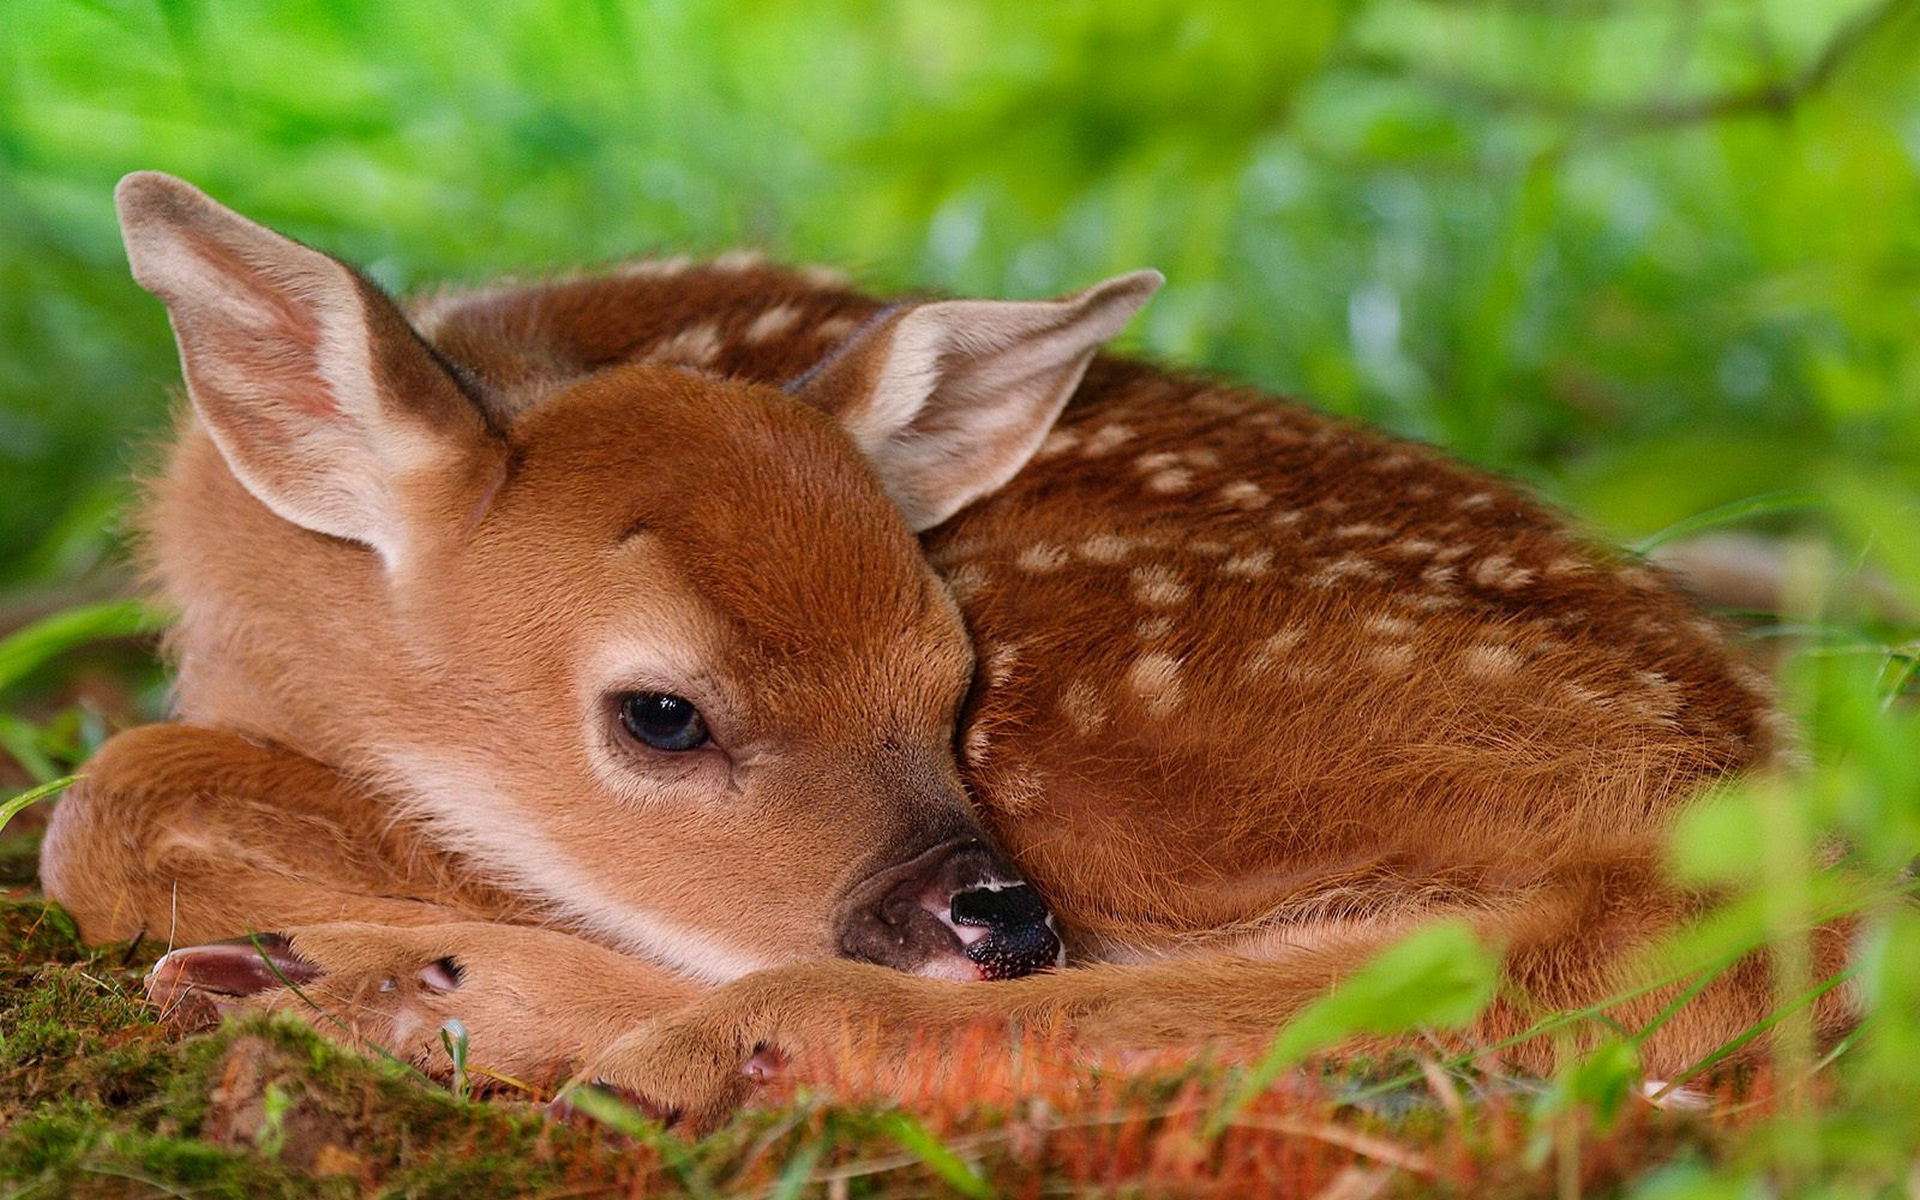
[3,858,1766,1200]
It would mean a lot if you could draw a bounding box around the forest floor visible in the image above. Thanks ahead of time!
[2,871,1778,1200]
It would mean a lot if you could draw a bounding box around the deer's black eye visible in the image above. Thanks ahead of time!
[618,692,709,752]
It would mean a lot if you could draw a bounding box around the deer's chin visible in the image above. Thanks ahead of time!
[911,952,996,982]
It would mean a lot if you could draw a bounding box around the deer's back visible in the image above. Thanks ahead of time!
[418,259,1782,945]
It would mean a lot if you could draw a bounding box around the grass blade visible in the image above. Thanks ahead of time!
[1632,491,1821,554]
[0,600,165,695]
[0,774,80,835]
[878,1113,995,1199]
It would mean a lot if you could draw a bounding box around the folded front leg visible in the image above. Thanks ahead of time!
[149,920,705,1088]
[576,947,1361,1124]
[42,723,519,945]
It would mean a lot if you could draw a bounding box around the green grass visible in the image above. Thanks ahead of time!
[4,0,1920,1195]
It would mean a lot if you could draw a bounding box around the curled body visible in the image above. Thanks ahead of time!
[40,173,1852,1122]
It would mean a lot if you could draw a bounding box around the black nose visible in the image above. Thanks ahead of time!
[950,884,1060,980]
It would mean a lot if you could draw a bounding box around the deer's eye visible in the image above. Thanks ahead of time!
[618,692,709,752]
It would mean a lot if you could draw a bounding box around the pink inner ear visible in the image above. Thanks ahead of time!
[182,230,342,420]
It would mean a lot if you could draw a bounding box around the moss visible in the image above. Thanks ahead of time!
[1,896,88,964]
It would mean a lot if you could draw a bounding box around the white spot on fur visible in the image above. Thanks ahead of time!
[743,304,801,344]
[712,248,765,272]
[1135,451,1180,472]
[1146,468,1193,494]
[1222,549,1273,578]
[647,322,723,366]
[1182,447,1222,469]
[1730,661,1772,697]
[1218,481,1267,509]
[1544,555,1592,578]
[1058,679,1106,735]
[799,263,850,287]
[1369,643,1415,672]
[1389,539,1441,558]
[1307,555,1383,588]
[1130,564,1190,607]
[982,641,1022,687]
[1456,492,1496,511]
[1128,651,1184,715]
[1365,613,1417,639]
[1472,555,1537,590]
[986,761,1047,815]
[944,563,991,603]
[1035,428,1081,459]
[1688,615,1726,641]
[1243,627,1305,674]
[1560,681,1615,709]
[1015,543,1068,573]
[1462,644,1522,678]
[1081,423,1134,456]
[1333,522,1393,540]
[1269,510,1304,530]
[1283,658,1332,684]
[964,725,991,766]
[1079,534,1133,564]
[1627,670,1683,724]
[1136,615,1175,640]
[616,255,693,279]
[814,315,860,341]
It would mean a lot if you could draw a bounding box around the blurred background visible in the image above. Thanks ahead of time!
[2,0,1918,777]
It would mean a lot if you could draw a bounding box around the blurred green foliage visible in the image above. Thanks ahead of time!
[5,0,1920,591]
[3,3,1919,1195]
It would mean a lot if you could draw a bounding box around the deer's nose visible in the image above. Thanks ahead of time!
[949,882,1060,979]
[835,835,1062,980]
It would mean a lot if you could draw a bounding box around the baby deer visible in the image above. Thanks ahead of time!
[41,172,1850,1122]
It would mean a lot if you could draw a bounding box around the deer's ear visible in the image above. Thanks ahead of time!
[795,270,1162,531]
[116,171,501,566]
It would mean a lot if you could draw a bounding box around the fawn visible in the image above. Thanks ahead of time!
[40,172,1851,1122]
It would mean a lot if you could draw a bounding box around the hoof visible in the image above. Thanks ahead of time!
[146,932,321,1019]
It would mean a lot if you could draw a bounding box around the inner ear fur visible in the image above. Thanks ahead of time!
[796,270,1163,531]
[116,171,503,566]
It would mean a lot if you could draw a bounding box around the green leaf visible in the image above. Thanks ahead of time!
[1539,1038,1642,1131]
[1632,491,1823,554]
[1211,920,1498,1134]
[878,1112,995,1199]
[1667,789,1769,885]
[766,1135,827,1200]
[0,712,64,783]
[0,600,166,696]
[0,774,81,836]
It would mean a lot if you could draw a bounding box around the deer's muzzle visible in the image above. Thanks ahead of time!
[835,836,1061,981]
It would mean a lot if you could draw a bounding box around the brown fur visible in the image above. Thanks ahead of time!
[42,175,1851,1123]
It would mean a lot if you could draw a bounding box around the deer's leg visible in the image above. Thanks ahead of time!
[581,868,1859,1120]
[41,724,705,1084]
[40,722,515,944]
[148,921,703,1088]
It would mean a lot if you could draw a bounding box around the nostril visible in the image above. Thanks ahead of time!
[950,884,1061,980]
[950,883,1048,931]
